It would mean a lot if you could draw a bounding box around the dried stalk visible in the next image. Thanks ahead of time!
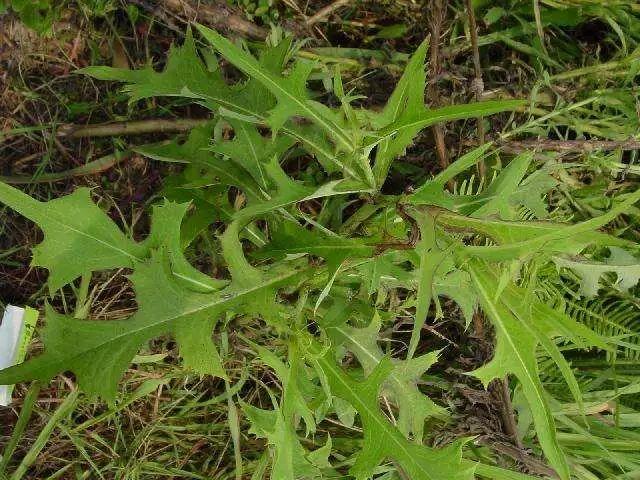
[307,0,352,26]
[428,0,449,172]
[56,118,209,139]
[501,138,640,154]
[464,0,486,176]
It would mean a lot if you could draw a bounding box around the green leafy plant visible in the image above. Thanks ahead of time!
[1,26,639,479]
[1,0,58,34]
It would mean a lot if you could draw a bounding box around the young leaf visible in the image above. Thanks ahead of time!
[196,24,354,152]
[322,311,446,441]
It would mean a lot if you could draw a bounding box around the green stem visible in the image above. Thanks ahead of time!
[0,382,41,477]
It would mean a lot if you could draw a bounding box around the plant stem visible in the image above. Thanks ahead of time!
[307,0,351,25]
[500,138,640,154]
[464,0,486,177]
[1,151,131,184]
[428,0,450,173]
[498,376,523,449]
[57,118,208,139]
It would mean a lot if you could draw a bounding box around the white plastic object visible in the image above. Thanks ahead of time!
[0,306,36,406]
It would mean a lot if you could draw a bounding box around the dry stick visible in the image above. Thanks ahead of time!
[56,118,209,139]
[498,377,524,449]
[161,0,268,40]
[428,0,449,172]
[481,440,558,478]
[500,138,640,154]
[464,0,486,176]
[306,0,352,26]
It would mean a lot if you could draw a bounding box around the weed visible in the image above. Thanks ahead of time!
[1,3,640,480]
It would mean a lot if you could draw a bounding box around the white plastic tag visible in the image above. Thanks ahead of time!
[0,306,37,406]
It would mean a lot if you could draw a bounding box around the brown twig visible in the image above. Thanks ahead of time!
[56,118,209,139]
[500,138,640,154]
[464,0,486,176]
[497,377,523,449]
[161,0,268,40]
[481,439,559,478]
[428,0,449,172]
[306,0,352,26]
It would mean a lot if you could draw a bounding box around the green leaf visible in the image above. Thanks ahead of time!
[372,38,429,186]
[80,30,344,177]
[409,148,556,220]
[308,340,476,480]
[424,187,640,262]
[79,29,229,104]
[233,157,371,224]
[0,183,311,402]
[483,6,506,25]
[210,120,295,191]
[467,260,570,480]
[374,100,525,150]
[244,338,316,436]
[409,209,446,359]
[0,250,306,402]
[0,183,144,291]
[0,182,221,292]
[135,122,265,202]
[553,248,640,297]
[322,310,446,441]
[196,24,354,152]
[243,344,324,480]
[244,403,321,480]
[258,220,374,273]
